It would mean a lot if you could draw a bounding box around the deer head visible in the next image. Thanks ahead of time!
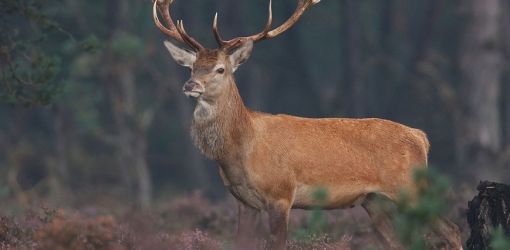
[152,0,320,99]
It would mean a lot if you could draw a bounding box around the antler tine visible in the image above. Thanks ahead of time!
[213,12,227,46]
[214,0,273,49]
[215,0,319,49]
[176,20,205,51]
[152,0,204,51]
[152,0,183,43]
[265,0,320,39]
[250,0,273,42]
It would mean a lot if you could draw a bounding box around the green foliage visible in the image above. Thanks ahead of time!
[80,35,102,54]
[294,187,329,239]
[491,226,510,250]
[111,33,143,58]
[393,168,450,250]
[0,0,75,105]
[0,185,10,199]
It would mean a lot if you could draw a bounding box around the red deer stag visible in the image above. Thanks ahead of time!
[152,0,461,249]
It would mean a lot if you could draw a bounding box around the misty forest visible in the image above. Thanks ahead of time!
[1,0,510,249]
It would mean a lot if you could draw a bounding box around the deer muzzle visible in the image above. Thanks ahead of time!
[183,80,204,98]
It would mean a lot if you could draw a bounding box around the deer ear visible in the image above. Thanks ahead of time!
[229,41,253,72]
[164,40,196,68]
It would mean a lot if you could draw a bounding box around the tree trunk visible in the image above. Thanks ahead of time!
[101,0,153,210]
[223,0,269,111]
[466,181,510,250]
[282,1,324,116]
[342,0,365,117]
[169,2,214,189]
[173,77,212,190]
[457,0,503,180]
[502,0,510,150]
[108,67,153,210]
[134,129,151,210]
[50,105,70,203]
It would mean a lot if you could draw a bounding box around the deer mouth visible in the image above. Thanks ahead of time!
[184,90,203,98]
[183,80,204,98]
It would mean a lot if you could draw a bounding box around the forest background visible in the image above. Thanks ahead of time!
[1,0,510,248]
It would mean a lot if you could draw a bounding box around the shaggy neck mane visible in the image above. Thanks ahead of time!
[191,77,253,161]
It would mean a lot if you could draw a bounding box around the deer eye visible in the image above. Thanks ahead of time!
[216,68,225,74]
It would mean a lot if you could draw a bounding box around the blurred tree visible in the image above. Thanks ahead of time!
[49,105,70,202]
[172,0,216,192]
[341,0,365,117]
[501,0,510,163]
[0,0,82,207]
[457,0,504,180]
[100,0,159,209]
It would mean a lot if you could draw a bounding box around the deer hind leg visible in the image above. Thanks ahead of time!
[267,200,291,250]
[361,193,405,250]
[428,217,463,250]
[235,200,262,250]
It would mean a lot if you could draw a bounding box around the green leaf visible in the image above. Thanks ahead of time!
[80,35,102,53]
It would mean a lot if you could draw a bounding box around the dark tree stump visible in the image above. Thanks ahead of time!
[466,181,510,250]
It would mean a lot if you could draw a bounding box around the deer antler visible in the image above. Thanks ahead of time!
[213,0,320,49]
[152,0,204,51]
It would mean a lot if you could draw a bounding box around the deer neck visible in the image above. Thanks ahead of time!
[191,78,253,161]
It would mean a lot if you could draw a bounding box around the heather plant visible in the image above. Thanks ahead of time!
[170,229,223,250]
[287,234,351,250]
[35,212,119,250]
[0,207,55,249]
[0,207,123,250]
[0,215,31,248]
[156,191,236,237]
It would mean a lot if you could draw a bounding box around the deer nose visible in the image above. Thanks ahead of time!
[183,81,198,92]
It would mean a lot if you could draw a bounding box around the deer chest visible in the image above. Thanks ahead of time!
[219,164,265,209]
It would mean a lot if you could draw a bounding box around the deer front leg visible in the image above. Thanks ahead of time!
[235,200,262,249]
[267,200,291,250]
